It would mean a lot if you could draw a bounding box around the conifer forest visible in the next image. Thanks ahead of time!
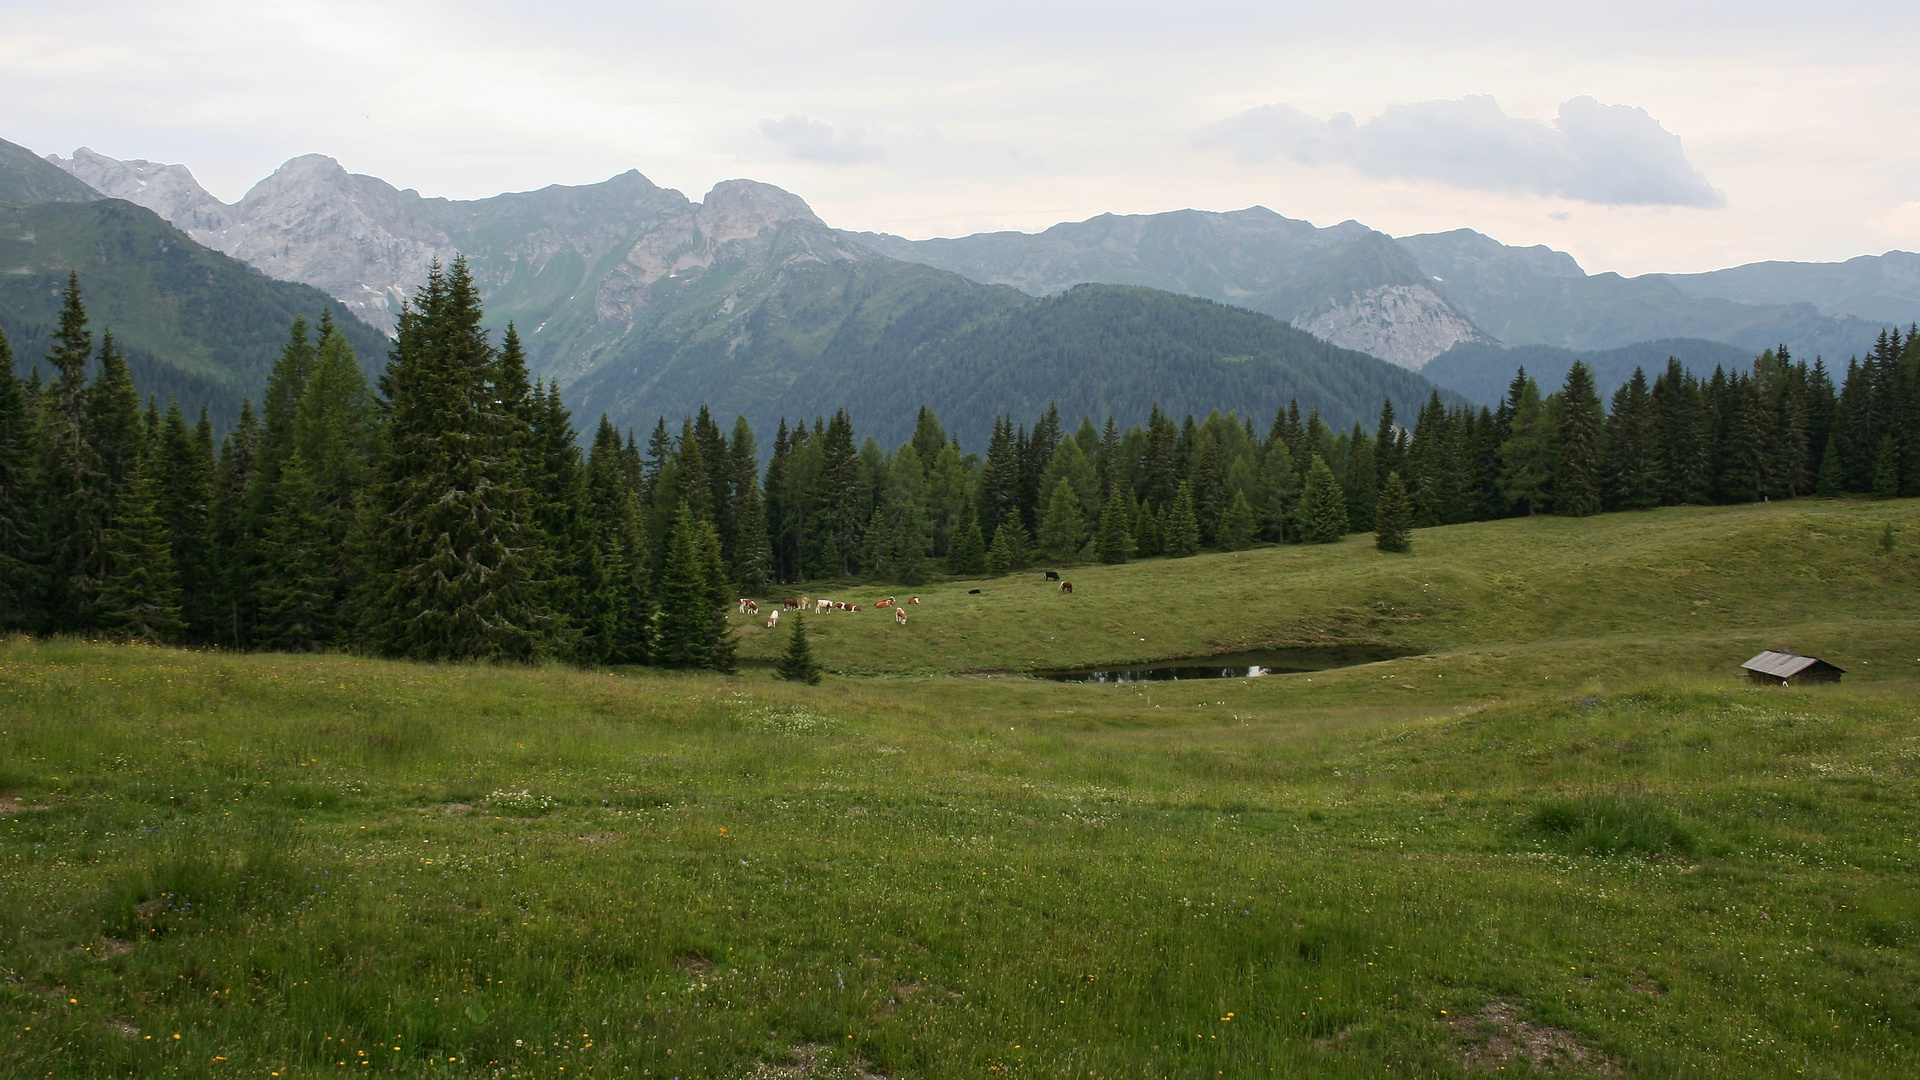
[2,260,1916,670]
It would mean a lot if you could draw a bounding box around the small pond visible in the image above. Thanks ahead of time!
[1037,646,1417,683]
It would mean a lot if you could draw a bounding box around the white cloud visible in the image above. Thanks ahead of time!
[1207,95,1724,208]
[758,114,881,164]
[1873,201,1920,240]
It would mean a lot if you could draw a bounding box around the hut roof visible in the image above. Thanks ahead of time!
[1741,651,1844,678]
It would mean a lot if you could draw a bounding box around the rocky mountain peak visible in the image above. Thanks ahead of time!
[48,147,233,233]
[698,180,823,242]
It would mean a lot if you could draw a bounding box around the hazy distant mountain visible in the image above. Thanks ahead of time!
[868,213,1892,369]
[853,209,1493,370]
[1421,338,1760,407]
[1397,229,1888,361]
[1659,252,1920,327]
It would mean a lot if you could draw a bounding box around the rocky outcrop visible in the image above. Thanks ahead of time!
[1294,283,1492,370]
[48,148,232,233]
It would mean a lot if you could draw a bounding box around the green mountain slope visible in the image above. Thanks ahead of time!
[0,137,100,205]
[0,199,389,425]
[568,260,1458,449]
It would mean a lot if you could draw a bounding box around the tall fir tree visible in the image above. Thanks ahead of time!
[0,330,43,629]
[208,401,260,646]
[1096,488,1134,564]
[1294,455,1350,544]
[1374,471,1413,553]
[40,273,106,631]
[97,427,183,643]
[1131,493,1164,557]
[653,505,731,670]
[1164,482,1201,557]
[361,259,563,660]
[1217,489,1257,551]
[946,505,987,575]
[1555,361,1605,517]
[155,402,216,641]
[1038,477,1086,560]
[728,414,773,594]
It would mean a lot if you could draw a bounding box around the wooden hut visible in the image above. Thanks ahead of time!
[1741,651,1845,686]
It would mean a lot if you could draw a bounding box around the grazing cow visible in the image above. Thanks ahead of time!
[766,610,779,628]
[738,598,759,615]
[967,588,981,595]
[815,599,831,614]
[1043,571,1060,581]
[894,607,908,626]
[1060,581,1073,594]
[783,598,801,610]
[908,596,920,605]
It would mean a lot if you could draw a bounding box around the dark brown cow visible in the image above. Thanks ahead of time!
[1060,581,1073,594]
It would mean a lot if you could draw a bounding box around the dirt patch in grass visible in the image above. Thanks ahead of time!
[732,1044,885,1079]
[1453,1000,1618,1076]
[0,796,24,814]
[577,831,620,844]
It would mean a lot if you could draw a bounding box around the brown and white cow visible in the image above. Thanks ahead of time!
[1059,581,1073,594]
[894,607,908,626]
[766,610,780,628]
[783,598,801,610]
[738,598,759,615]
[907,596,920,605]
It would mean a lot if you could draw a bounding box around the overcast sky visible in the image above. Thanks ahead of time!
[5,0,1918,275]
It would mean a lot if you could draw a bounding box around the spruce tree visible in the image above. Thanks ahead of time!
[97,434,183,643]
[1294,455,1350,544]
[0,330,42,630]
[946,506,987,575]
[157,402,216,641]
[1815,436,1844,497]
[1038,477,1086,560]
[1375,471,1413,553]
[1872,435,1900,499]
[578,417,649,664]
[1554,361,1604,517]
[361,259,562,661]
[1132,495,1163,557]
[1217,490,1256,551]
[987,518,1029,576]
[40,273,106,631]
[1165,483,1201,557]
[1499,375,1555,514]
[254,455,334,651]
[728,415,773,594]
[209,401,260,647]
[653,505,727,669]
[776,614,823,685]
[1096,490,1134,564]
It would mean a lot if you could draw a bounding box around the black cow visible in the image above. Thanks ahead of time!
[1043,571,1060,581]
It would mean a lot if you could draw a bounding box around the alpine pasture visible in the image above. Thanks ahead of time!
[2,498,1917,1078]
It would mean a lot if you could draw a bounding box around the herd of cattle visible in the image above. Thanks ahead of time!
[736,574,1074,629]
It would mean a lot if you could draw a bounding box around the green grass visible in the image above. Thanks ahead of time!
[2,498,1917,1078]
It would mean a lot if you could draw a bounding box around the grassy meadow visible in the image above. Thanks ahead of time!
[2,498,1917,1078]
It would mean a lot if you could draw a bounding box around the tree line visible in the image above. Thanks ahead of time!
[2,264,1915,668]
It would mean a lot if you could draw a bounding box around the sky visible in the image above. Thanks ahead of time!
[4,0,1919,276]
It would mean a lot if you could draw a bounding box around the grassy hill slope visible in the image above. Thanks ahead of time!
[1,498,1915,1078]
[732,498,1919,678]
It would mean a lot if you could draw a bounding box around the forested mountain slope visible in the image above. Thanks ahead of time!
[568,278,1457,450]
[0,196,387,426]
